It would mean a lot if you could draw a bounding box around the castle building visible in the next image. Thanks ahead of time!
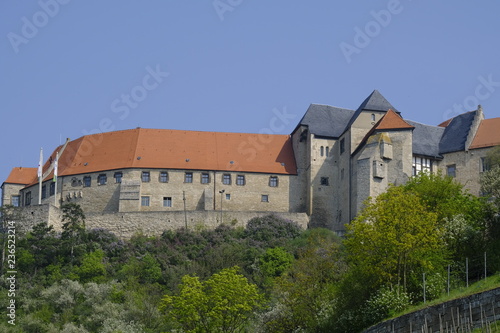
[2,90,499,236]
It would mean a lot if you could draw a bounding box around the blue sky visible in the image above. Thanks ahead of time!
[1,1,500,186]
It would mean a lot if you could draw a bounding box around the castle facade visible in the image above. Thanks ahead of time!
[2,91,499,236]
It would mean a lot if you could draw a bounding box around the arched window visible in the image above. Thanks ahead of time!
[325,146,329,157]
[320,146,324,157]
[371,114,376,121]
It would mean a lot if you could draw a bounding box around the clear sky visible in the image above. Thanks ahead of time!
[1,1,500,186]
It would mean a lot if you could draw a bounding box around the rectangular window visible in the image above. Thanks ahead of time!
[25,191,32,206]
[114,172,123,183]
[163,197,172,207]
[226,193,231,200]
[142,171,150,182]
[261,194,269,202]
[340,138,345,154]
[320,177,329,186]
[236,175,245,186]
[481,157,490,172]
[41,185,47,199]
[50,182,55,195]
[98,174,107,185]
[159,171,169,183]
[222,174,231,185]
[447,164,456,178]
[269,176,278,187]
[412,156,432,176]
[83,176,91,187]
[325,146,329,157]
[141,196,150,206]
[185,172,193,183]
[11,195,20,207]
[201,173,210,184]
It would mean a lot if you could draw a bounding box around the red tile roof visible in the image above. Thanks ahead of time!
[470,118,500,149]
[375,109,415,130]
[20,128,297,187]
[3,167,37,185]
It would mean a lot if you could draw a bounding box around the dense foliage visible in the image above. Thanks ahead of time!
[0,171,499,332]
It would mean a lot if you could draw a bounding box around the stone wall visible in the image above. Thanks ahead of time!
[364,287,500,333]
[11,203,309,238]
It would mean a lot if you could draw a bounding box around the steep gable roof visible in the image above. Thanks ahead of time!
[439,111,477,154]
[295,104,355,138]
[26,128,297,187]
[356,89,399,113]
[470,118,500,149]
[374,109,414,130]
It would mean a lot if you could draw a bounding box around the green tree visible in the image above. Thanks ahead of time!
[160,266,263,332]
[73,249,107,283]
[61,203,86,264]
[344,186,444,292]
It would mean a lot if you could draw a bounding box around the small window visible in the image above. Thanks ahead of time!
[320,146,324,157]
[269,176,278,187]
[340,139,345,154]
[141,171,150,182]
[371,113,376,121]
[114,172,123,183]
[225,193,231,200]
[11,195,20,207]
[50,182,55,195]
[201,173,210,184]
[261,194,269,202]
[25,191,32,206]
[320,177,329,186]
[141,196,150,206]
[222,174,231,185]
[163,197,172,207]
[41,185,47,199]
[98,174,107,185]
[236,175,245,186]
[481,157,490,172]
[325,146,329,157]
[83,176,91,187]
[185,172,193,183]
[159,171,169,183]
[447,165,456,178]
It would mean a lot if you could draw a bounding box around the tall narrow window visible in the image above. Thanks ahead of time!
[141,196,150,206]
[222,174,231,185]
[447,165,456,178]
[340,139,345,154]
[371,113,376,121]
[50,182,55,195]
[141,171,150,182]
[25,191,32,206]
[201,173,210,184]
[325,146,329,157]
[185,172,193,183]
[98,174,107,185]
[83,176,91,187]
[320,146,324,157]
[269,176,278,187]
[163,197,172,207]
[11,195,20,207]
[236,175,245,186]
[114,172,123,183]
[481,157,490,172]
[159,171,169,183]
[41,185,47,199]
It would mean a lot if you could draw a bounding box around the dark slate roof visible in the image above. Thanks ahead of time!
[356,90,399,113]
[296,104,355,138]
[343,90,399,132]
[406,120,445,159]
[439,111,477,154]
